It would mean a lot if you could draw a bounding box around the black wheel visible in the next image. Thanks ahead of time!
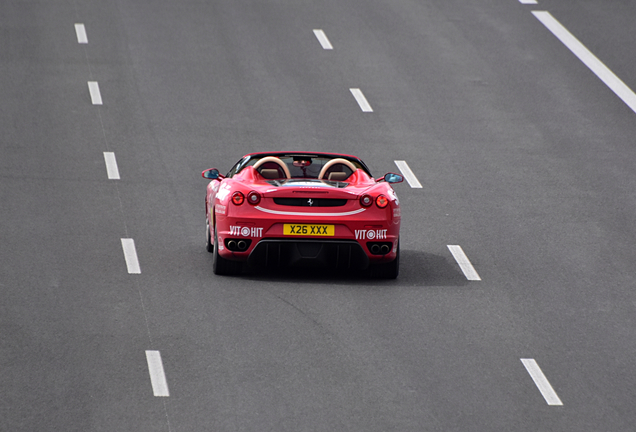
[372,240,400,279]
[212,223,242,276]
[206,218,214,253]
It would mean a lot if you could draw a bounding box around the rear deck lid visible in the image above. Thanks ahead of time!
[255,179,370,200]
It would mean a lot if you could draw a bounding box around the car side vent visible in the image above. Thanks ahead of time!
[273,198,347,207]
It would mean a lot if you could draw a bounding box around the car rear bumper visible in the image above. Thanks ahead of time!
[213,212,399,267]
[246,239,370,270]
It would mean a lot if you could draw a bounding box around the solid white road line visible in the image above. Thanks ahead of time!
[532,11,636,115]
[521,358,563,406]
[121,238,141,274]
[447,245,481,281]
[394,160,423,188]
[145,351,170,397]
[313,29,333,50]
[74,23,88,43]
[103,152,120,180]
[350,88,373,112]
[88,81,102,105]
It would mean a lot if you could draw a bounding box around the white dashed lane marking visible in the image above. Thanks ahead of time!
[519,0,538,4]
[121,238,141,274]
[74,23,88,43]
[145,351,170,397]
[532,11,636,114]
[313,29,333,50]
[349,88,373,112]
[521,358,563,406]
[394,160,422,188]
[103,152,120,179]
[447,245,481,281]
[88,81,102,105]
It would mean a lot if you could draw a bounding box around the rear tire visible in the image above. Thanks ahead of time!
[372,240,399,279]
[212,223,242,276]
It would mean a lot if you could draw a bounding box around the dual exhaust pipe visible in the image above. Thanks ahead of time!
[225,239,250,251]
[368,242,391,255]
[227,239,392,255]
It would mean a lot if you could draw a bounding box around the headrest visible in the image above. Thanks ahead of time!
[260,168,280,179]
[328,172,349,181]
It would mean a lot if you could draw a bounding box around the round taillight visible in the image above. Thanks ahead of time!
[375,194,389,208]
[360,194,373,207]
[247,191,261,205]
[231,191,245,205]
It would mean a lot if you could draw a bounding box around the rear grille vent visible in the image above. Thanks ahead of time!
[273,198,347,207]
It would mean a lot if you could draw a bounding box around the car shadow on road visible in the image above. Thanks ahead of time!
[241,249,469,288]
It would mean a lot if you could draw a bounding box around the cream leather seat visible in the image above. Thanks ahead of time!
[318,158,357,180]
[253,156,291,179]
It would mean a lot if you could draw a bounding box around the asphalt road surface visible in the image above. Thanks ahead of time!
[2,0,636,430]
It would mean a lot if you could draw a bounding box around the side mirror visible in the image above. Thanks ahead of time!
[201,168,223,180]
[380,173,404,184]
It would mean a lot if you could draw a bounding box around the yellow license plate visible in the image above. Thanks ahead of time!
[284,224,334,236]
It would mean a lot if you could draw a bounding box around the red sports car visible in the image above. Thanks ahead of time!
[202,152,403,278]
